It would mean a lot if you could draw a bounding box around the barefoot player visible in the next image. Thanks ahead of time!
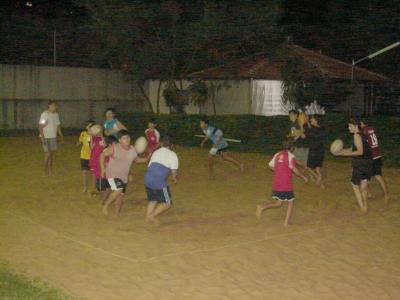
[335,118,373,214]
[144,136,178,224]
[256,138,308,226]
[100,130,148,217]
[360,118,388,203]
[199,118,244,175]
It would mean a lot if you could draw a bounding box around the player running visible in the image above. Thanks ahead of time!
[360,118,388,203]
[199,118,244,175]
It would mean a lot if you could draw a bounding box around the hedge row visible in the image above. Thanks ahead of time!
[1,113,399,166]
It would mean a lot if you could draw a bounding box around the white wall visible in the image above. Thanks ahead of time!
[0,64,141,101]
[0,64,145,129]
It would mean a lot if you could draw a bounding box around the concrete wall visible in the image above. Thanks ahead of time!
[0,64,145,129]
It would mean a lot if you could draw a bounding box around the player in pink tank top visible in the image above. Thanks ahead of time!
[100,130,149,217]
[256,138,308,226]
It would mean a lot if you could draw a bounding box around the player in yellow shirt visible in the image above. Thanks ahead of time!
[77,120,94,192]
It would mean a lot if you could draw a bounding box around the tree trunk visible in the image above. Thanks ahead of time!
[211,94,217,116]
[138,82,154,113]
[156,80,162,114]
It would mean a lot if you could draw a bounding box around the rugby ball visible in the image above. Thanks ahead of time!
[135,136,148,154]
[88,124,102,136]
[330,139,343,155]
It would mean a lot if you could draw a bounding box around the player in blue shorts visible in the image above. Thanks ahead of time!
[199,118,244,175]
[144,136,179,224]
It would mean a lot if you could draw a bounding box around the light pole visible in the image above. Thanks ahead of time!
[351,41,400,81]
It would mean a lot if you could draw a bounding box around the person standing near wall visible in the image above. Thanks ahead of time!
[103,108,127,144]
[39,100,63,176]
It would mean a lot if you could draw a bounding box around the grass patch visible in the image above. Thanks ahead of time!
[0,262,74,300]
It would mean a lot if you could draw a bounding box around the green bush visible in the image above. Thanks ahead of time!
[1,113,399,166]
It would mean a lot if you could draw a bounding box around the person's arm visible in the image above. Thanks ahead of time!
[336,135,363,157]
[268,156,275,171]
[38,113,46,143]
[100,146,114,178]
[76,133,82,146]
[135,155,150,163]
[200,136,209,147]
[170,170,178,184]
[116,121,127,131]
[39,124,45,144]
[58,125,64,143]
[293,166,308,183]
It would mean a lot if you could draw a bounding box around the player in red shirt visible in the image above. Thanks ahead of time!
[145,118,160,155]
[256,138,308,226]
[360,118,388,203]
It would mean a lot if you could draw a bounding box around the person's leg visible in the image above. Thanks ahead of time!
[284,201,294,226]
[82,170,89,192]
[101,188,111,204]
[306,168,318,183]
[48,151,55,175]
[114,193,125,217]
[102,189,123,215]
[151,203,171,218]
[315,167,325,188]
[352,184,367,213]
[221,152,244,171]
[374,175,388,203]
[256,200,283,219]
[44,152,51,174]
[146,201,158,220]
[359,179,369,213]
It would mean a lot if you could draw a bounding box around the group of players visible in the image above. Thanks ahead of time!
[39,101,388,226]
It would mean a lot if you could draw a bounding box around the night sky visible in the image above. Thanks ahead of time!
[0,0,398,78]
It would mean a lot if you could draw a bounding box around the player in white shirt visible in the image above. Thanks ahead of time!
[38,101,63,175]
[144,136,178,224]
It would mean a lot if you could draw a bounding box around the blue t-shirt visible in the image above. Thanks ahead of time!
[104,119,119,137]
[144,147,179,190]
[203,125,228,150]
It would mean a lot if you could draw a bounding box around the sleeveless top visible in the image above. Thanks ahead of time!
[105,143,137,183]
[352,133,372,160]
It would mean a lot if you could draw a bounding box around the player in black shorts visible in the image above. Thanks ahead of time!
[306,115,325,188]
[334,118,373,214]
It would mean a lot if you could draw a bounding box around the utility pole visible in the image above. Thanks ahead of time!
[53,29,57,66]
[351,41,400,81]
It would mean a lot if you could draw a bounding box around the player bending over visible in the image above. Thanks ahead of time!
[199,118,244,175]
[256,138,308,227]
[100,130,148,217]
[144,136,178,225]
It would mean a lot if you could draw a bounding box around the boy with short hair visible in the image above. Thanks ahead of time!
[360,118,388,203]
[256,138,308,226]
[100,130,148,217]
[39,100,63,175]
[145,118,161,154]
[199,118,244,175]
[144,136,178,224]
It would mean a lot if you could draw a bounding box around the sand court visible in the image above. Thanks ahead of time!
[0,137,399,299]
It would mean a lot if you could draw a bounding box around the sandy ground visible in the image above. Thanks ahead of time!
[0,137,399,300]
